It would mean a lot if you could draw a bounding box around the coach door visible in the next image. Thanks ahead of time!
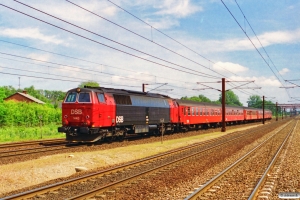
[96,93,106,126]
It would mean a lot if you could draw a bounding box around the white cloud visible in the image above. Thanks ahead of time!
[279,68,289,75]
[257,29,300,46]
[213,62,248,73]
[27,53,51,63]
[0,28,64,44]
[145,17,179,29]
[203,29,300,52]
[155,0,203,18]
[229,76,282,87]
[35,0,118,24]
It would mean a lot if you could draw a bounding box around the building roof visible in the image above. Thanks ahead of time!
[4,92,45,104]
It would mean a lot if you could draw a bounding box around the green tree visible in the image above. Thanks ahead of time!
[78,81,99,88]
[247,95,262,108]
[219,90,243,106]
[0,85,18,98]
[181,94,212,103]
[0,88,5,103]
[24,86,49,103]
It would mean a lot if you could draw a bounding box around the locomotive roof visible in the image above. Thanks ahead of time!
[73,86,171,99]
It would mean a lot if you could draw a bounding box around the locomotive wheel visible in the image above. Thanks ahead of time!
[118,132,127,142]
[105,136,116,143]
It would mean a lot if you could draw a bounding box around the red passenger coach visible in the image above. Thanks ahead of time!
[176,100,222,130]
[225,106,244,123]
[244,108,259,121]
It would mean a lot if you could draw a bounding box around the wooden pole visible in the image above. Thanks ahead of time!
[142,84,146,92]
[276,102,278,121]
[221,78,226,132]
[262,96,265,124]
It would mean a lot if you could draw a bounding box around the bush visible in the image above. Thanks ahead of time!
[0,101,61,127]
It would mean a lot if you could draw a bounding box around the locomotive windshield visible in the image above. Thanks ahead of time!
[78,92,91,102]
[64,92,91,103]
[65,92,77,102]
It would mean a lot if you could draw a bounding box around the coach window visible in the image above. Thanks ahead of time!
[192,107,194,116]
[65,92,77,103]
[196,107,198,116]
[97,93,105,103]
[188,107,191,116]
[183,107,186,116]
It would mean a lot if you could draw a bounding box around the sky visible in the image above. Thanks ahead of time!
[0,0,300,106]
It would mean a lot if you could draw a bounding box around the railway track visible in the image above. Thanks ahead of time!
[2,121,279,200]
[248,120,298,200]
[0,142,78,159]
[185,120,296,200]
[0,138,66,149]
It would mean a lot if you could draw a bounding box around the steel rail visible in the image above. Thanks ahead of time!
[66,126,273,199]
[2,123,270,200]
[0,138,65,149]
[184,120,294,200]
[0,143,73,159]
[248,120,298,199]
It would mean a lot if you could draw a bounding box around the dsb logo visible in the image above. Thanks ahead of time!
[116,116,124,123]
[71,109,82,115]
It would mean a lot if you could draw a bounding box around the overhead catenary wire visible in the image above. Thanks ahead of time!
[1,2,264,103]
[234,0,285,82]
[0,52,218,98]
[233,0,290,99]
[220,0,284,86]
[0,40,219,89]
[105,0,239,77]
[0,51,218,94]
[103,0,265,98]
[0,52,154,83]
[7,1,220,80]
[65,0,239,78]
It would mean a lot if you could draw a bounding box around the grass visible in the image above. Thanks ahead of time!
[0,123,65,143]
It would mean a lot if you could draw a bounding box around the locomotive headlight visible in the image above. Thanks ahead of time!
[63,119,69,125]
[76,88,81,93]
[64,115,68,119]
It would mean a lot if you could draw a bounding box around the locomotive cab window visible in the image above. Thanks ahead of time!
[97,93,105,103]
[65,92,77,103]
[78,92,91,103]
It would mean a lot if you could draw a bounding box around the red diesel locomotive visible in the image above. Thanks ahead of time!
[58,86,272,142]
